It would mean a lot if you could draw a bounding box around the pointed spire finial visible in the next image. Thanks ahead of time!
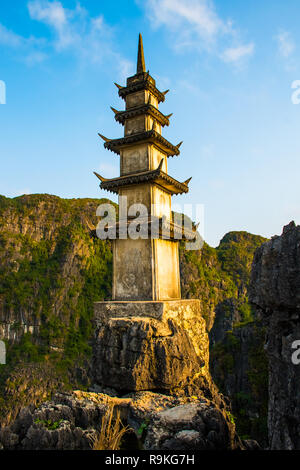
[137,33,146,74]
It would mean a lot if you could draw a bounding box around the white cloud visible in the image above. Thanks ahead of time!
[140,0,254,64]
[144,0,228,43]
[276,30,295,58]
[0,24,23,47]
[24,51,48,65]
[28,1,109,53]
[221,43,254,63]
[0,22,46,65]
[28,0,66,29]
[0,1,133,76]
[26,1,134,74]
[28,0,74,51]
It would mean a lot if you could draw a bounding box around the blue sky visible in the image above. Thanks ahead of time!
[1,0,300,246]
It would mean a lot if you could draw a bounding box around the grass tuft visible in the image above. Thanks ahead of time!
[91,404,130,451]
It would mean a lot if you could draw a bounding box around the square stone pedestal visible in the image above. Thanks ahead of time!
[92,299,209,392]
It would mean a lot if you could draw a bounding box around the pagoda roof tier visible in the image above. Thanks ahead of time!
[117,74,166,103]
[112,104,171,127]
[94,162,190,195]
[100,129,181,157]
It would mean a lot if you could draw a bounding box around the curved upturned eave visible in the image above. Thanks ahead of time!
[114,104,170,127]
[103,130,180,157]
[98,169,189,195]
[118,80,166,103]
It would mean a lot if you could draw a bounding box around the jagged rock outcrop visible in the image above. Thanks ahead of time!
[144,401,237,450]
[210,322,268,445]
[249,221,300,450]
[92,300,212,394]
[89,295,250,451]
[0,390,244,450]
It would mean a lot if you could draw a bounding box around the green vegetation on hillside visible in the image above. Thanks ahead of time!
[0,194,268,445]
[0,194,114,424]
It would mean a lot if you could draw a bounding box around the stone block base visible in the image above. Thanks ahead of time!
[92,299,209,392]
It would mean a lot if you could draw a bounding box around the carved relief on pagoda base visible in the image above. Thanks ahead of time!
[112,238,181,301]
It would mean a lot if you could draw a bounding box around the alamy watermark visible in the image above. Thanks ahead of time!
[0,340,6,365]
[291,80,300,104]
[0,80,6,105]
[291,340,300,365]
[95,198,204,251]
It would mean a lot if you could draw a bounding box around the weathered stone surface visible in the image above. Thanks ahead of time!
[210,321,268,446]
[249,221,300,450]
[144,401,239,450]
[0,390,243,450]
[93,300,210,392]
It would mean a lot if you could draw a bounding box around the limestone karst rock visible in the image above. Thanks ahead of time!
[92,300,211,393]
[249,221,300,450]
[0,390,243,450]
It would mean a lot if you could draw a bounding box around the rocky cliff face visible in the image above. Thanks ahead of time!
[0,390,248,451]
[180,231,266,334]
[92,300,213,395]
[181,231,268,444]
[0,194,267,448]
[0,194,112,347]
[210,322,268,444]
[249,221,300,450]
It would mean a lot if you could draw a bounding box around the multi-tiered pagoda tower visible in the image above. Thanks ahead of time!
[95,34,192,302]
[93,36,203,392]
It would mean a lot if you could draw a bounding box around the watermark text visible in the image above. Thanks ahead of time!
[291,340,300,365]
[0,80,6,104]
[0,340,6,364]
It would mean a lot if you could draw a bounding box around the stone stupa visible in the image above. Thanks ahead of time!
[93,35,205,392]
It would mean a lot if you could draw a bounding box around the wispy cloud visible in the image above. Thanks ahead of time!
[0,21,47,65]
[276,30,295,58]
[0,24,23,47]
[28,0,67,29]
[140,0,254,64]
[27,0,113,60]
[146,0,228,41]
[221,43,254,63]
[0,1,134,78]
